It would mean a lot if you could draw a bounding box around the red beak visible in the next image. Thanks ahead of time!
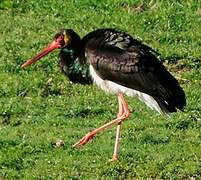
[21,40,61,68]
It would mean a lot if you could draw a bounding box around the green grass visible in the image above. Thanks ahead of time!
[1,0,201,179]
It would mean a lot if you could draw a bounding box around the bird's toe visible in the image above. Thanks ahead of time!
[72,132,96,148]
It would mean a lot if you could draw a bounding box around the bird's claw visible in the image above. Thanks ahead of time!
[72,132,96,148]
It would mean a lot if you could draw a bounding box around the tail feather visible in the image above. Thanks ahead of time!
[153,64,186,114]
[154,86,186,114]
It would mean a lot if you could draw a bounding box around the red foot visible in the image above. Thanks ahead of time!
[72,132,96,148]
[112,155,118,161]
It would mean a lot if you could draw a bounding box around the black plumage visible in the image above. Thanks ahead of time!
[57,28,186,113]
[21,28,186,160]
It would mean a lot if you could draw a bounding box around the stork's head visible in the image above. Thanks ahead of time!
[21,29,81,68]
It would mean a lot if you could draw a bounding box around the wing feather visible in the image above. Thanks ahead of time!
[83,29,186,112]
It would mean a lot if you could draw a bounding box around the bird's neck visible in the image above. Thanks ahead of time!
[59,47,92,84]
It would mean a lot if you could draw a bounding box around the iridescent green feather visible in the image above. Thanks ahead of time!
[59,48,92,84]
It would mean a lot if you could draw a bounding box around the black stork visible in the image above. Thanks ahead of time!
[21,28,186,161]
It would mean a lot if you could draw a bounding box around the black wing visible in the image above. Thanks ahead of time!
[83,29,186,113]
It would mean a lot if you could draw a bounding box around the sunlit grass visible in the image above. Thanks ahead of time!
[0,0,201,179]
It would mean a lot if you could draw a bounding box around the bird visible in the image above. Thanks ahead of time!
[21,28,186,161]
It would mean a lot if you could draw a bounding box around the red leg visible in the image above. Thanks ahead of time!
[72,92,131,157]
[112,92,130,161]
[112,122,121,161]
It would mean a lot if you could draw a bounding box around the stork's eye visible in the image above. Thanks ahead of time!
[54,34,65,47]
[54,32,62,39]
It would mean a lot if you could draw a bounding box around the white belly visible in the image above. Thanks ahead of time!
[89,65,163,114]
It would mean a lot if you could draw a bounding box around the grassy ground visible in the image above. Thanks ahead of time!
[0,0,201,179]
